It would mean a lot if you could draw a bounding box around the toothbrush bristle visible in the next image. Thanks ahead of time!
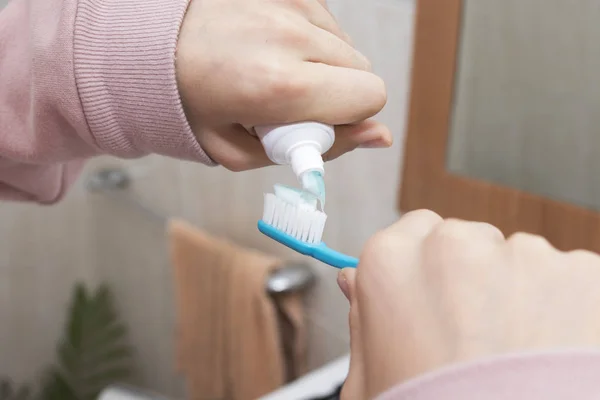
[262,193,327,244]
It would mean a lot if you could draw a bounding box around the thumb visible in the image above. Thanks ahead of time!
[338,268,366,400]
[337,267,355,302]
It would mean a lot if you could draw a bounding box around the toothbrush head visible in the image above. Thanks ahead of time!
[261,192,327,244]
[258,188,359,269]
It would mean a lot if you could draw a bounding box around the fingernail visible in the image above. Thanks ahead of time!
[337,271,350,301]
[359,138,391,149]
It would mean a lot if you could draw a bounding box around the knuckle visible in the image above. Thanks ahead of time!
[423,219,498,273]
[248,11,304,49]
[385,209,443,236]
[287,0,310,12]
[267,73,307,98]
[402,209,442,222]
[266,11,306,42]
[566,249,600,267]
[425,219,480,265]
[283,24,311,48]
[253,61,309,100]
[506,232,552,251]
[429,219,474,245]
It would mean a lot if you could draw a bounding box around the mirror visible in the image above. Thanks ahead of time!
[446,0,600,211]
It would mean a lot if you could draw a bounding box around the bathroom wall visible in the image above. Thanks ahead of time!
[0,0,415,397]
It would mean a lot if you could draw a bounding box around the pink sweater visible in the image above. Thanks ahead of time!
[2,0,600,397]
[0,0,213,203]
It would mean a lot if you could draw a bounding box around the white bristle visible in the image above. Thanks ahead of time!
[262,193,327,244]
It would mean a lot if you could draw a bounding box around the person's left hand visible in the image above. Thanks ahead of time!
[337,210,600,399]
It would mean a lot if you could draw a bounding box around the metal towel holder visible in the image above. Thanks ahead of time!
[86,167,316,296]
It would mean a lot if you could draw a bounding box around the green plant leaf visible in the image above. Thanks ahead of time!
[66,284,89,350]
[37,370,77,400]
[39,283,134,400]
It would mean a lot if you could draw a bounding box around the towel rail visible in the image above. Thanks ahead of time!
[86,167,316,295]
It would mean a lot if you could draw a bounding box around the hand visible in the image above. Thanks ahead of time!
[338,210,600,399]
[176,0,391,171]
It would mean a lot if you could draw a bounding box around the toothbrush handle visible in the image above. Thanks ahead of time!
[257,220,358,269]
[312,243,359,269]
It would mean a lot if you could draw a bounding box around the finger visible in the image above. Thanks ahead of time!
[291,64,387,125]
[323,119,392,162]
[299,20,369,71]
[234,63,386,127]
[337,268,352,302]
[338,268,367,400]
[303,0,354,45]
[196,124,272,171]
[385,209,444,241]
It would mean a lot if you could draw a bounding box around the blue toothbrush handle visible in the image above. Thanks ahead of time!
[257,220,359,269]
[311,243,359,269]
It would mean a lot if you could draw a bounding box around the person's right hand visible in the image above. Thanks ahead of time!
[175,0,391,171]
[338,210,600,400]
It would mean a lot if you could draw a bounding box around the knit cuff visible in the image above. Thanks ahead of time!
[376,351,600,400]
[73,0,216,165]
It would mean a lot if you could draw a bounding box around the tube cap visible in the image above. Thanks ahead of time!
[289,144,324,177]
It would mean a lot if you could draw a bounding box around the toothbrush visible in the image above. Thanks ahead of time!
[258,191,359,269]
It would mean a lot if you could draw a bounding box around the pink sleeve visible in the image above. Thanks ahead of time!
[375,352,600,400]
[0,0,215,204]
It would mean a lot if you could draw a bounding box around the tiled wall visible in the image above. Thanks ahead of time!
[0,0,415,397]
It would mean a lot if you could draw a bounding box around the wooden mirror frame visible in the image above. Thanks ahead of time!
[398,0,600,252]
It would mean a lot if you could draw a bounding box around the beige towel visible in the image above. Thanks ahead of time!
[169,220,307,400]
